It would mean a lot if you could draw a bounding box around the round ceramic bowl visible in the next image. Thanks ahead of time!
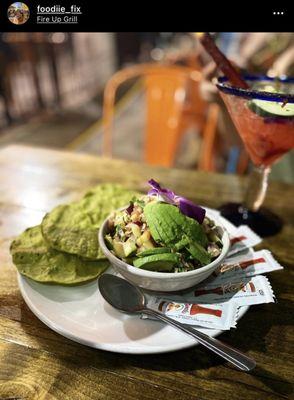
[99,209,230,292]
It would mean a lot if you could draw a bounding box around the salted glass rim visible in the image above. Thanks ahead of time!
[216,75,294,103]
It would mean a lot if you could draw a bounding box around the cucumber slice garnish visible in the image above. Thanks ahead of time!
[248,99,294,118]
[133,253,179,272]
[137,247,171,257]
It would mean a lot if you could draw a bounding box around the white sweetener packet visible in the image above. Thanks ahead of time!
[169,275,275,307]
[142,298,238,330]
[228,225,262,257]
[208,249,283,284]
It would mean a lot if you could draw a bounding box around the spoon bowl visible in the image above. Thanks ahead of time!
[99,274,145,313]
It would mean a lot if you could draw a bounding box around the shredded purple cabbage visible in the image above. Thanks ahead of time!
[148,179,176,204]
[148,179,206,224]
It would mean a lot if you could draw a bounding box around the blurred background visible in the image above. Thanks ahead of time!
[0,32,293,181]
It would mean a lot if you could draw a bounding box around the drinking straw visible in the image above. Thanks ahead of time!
[197,32,249,89]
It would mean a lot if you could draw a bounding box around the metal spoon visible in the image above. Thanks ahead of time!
[98,274,256,371]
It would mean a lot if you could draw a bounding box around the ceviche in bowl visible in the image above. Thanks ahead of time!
[99,180,230,291]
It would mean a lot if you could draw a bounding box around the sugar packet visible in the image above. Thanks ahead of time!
[228,225,262,256]
[172,275,275,307]
[209,249,283,284]
[142,298,238,330]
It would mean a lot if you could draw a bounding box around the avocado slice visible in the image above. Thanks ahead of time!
[144,202,207,247]
[138,247,172,257]
[133,253,179,272]
[187,242,211,265]
[174,235,190,251]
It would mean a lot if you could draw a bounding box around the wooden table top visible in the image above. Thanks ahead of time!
[0,144,293,400]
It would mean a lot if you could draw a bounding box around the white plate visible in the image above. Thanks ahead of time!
[18,272,249,354]
[17,214,249,354]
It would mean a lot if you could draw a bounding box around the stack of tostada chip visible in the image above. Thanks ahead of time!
[10,184,139,285]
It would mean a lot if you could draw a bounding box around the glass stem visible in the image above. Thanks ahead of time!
[244,166,270,212]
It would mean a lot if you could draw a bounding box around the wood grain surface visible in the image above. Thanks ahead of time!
[0,145,293,400]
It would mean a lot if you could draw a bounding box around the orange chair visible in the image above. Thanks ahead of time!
[102,63,218,168]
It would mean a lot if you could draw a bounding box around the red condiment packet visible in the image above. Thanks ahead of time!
[170,276,275,307]
[228,225,262,256]
[208,249,283,284]
[143,298,238,330]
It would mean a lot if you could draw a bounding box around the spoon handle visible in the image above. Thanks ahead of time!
[143,307,256,372]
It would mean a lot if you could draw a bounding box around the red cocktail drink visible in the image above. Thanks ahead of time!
[217,76,294,236]
[220,90,294,167]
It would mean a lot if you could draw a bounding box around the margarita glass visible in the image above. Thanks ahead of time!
[216,75,294,236]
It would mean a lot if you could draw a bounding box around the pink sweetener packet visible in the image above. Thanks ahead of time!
[207,249,283,284]
[228,225,262,257]
[169,276,275,307]
[142,298,238,330]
